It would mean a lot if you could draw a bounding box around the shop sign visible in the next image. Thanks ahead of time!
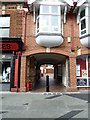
[0,42,19,51]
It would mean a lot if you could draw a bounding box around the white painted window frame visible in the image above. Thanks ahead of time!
[36,5,61,34]
[79,7,89,37]
[0,16,10,38]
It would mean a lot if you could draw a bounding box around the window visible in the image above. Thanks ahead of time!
[0,61,11,82]
[51,16,58,31]
[76,56,90,87]
[0,16,10,37]
[80,9,85,19]
[51,6,58,14]
[80,9,86,35]
[36,5,60,33]
[81,19,86,30]
[37,16,39,33]
[76,65,80,76]
[42,5,49,13]
[77,78,87,86]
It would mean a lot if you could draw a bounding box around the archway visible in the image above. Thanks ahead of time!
[25,53,69,92]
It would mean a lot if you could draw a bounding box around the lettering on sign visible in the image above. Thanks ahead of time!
[0,43,19,51]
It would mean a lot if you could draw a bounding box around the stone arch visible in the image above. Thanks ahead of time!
[23,49,70,57]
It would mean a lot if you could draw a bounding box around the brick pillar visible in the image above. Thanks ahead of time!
[20,56,26,92]
[66,58,68,88]
[68,56,77,92]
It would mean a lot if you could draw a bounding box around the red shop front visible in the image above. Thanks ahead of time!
[0,38,23,91]
[76,55,90,87]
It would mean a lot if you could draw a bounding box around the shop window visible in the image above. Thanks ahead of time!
[76,56,89,87]
[0,61,11,82]
[77,78,87,86]
[0,16,10,37]
[76,65,80,76]
[36,5,60,33]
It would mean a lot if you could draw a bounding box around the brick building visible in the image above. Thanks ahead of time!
[0,0,90,92]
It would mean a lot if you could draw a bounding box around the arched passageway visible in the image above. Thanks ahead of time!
[25,53,69,92]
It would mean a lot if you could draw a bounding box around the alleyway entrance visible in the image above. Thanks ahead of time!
[26,53,69,92]
[33,74,66,92]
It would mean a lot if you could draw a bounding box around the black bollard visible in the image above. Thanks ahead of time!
[46,75,49,92]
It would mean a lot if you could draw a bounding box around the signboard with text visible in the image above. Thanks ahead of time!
[0,42,19,51]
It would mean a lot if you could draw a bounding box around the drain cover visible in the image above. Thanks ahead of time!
[0,111,8,114]
[23,103,29,106]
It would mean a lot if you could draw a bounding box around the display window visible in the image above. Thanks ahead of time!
[0,60,11,82]
[76,55,89,87]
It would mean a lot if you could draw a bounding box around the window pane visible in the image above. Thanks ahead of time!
[77,79,87,86]
[81,30,86,35]
[51,6,58,14]
[51,16,58,31]
[51,16,58,26]
[80,9,85,19]
[40,15,50,31]
[37,17,39,33]
[81,19,86,30]
[41,15,49,26]
[0,17,10,27]
[0,29,9,37]
[42,5,49,13]
[89,8,90,16]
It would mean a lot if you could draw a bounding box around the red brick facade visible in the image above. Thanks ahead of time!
[0,1,89,92]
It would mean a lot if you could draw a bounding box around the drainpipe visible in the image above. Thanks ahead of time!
[22,1,29,50]
[70,2,77,51]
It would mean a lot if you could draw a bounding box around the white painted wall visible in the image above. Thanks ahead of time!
[62,63,66,87]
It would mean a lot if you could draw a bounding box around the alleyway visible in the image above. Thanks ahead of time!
[33,74,66,92]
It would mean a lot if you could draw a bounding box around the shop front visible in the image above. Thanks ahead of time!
[0,38,23,91]
[0,54,12,91]
[76,55,90,88]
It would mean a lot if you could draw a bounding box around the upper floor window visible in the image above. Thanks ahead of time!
[0,16,10,37]
[80,9,85,19]
[80,9,86,35]
[41,5,59,14]
[36,5,61,33]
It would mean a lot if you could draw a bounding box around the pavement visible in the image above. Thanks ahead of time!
[0,91,90,120]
